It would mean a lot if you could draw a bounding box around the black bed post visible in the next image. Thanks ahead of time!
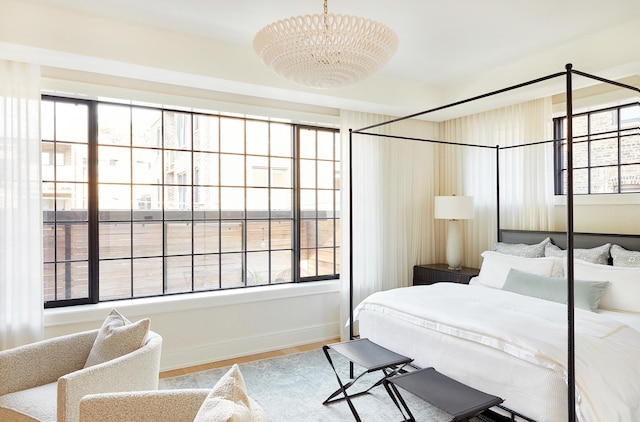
[349,128,355,378]
[495,145,501,241]
[565,63,577,422]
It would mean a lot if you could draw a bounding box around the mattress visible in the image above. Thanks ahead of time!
[355,283,640,422]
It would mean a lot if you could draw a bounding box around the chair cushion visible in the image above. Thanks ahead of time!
[193,364,266,422]
[0,381,57,422]
[84,308,150,368]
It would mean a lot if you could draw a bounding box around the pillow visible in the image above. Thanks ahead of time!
[545,243,611,265]
[494,237,550,258]
[194,364,266,422]
[502,268,609,312]
[572,259,640,312]
[610,244,640,267]
[84,308,150,368]
[474,251,557,289]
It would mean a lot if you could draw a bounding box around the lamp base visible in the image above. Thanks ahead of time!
[445,220,463,271]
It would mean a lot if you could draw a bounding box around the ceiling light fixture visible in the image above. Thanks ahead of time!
[253,0,398,89]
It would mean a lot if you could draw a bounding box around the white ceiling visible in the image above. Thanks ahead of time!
[20,0,640,118]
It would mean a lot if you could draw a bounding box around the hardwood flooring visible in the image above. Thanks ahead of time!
[159,338,340,379]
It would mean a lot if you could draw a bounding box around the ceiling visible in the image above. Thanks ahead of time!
[17,0,640,118]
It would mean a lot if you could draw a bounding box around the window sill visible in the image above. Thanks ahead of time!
[44,279,340,328]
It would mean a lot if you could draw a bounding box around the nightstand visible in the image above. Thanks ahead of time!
[413,263,480,285]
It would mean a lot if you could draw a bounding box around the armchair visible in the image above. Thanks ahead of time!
[0,329,162,422]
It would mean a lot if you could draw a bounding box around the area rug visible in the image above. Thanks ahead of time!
[160,348,495,421]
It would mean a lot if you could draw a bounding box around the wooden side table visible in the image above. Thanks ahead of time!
[413,263,479,285]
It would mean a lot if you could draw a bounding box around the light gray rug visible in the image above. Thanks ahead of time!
[160,348,491,421]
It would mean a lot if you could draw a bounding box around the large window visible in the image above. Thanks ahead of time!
[554,102,640,194]
[42,96,340,307]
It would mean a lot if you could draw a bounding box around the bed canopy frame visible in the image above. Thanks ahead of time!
[347,63,640,421]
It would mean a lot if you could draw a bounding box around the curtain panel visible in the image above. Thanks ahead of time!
[339,111,438,339]
[0,60,43,349]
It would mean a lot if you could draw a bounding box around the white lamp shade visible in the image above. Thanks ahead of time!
[434,196,474,220]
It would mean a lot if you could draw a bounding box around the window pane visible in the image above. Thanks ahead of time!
[318,219,335,247]
[55,223,88,261]
[246,120,268,155]
[590,109,617,134]
[99,146,131,183]
[56,102,88,142]
[300,248,316,277]
[132,148,162,184]
[99,222,132,259]
[193,186,219,219]
[99,184,131,219]
[246,188,268,216]
[318,190,334,216]
[133,257,164,297]
[590,138,617,167]
[166,222,192,255]
[572,115,588,138]
[55,143,88,182]
[590,166,618,193]
[246,251,269,286]
[573,168,588,194]
[220,117,244,154]
[300,159,316,188]
[247,220,269,251]
[220,154,244,186]
[621,164,640,192]
[317,247,335,276]
[43,224,55,262]
[56,261,88,300]
[272,250,292,283]
[98,104,130,146]
[300,129,316,159]
[194,152,219,185]
[194,115,219,152]
[132,107,161,148]
[271,188,292,217]
[270,123,292,157]
[317,131,334,160]
[194,221,219,254]
[300,219,316,249]
[221,221,243,252]
[41,100,54,140]
[271,157,292,188]
[165,255,192,293]
[56,184,88,220]
[271,220,292,249]
[220,253,243,288]
[247,155,269,187]
[194,254,220,291]
[621,135,640,165]
[317,161,334,189]
[43,263,55,302]
[132,185,161,220]
[164,111,192,149]
[99,259,131,300]
[620,105,640,129]
[133,222,163,257]
[221,187,244,217]
[300,189,316,217]
[164,186,191,218]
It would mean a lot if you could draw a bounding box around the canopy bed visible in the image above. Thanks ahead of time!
[346,64,640,421]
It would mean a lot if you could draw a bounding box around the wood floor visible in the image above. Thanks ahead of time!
[159,338,340,379]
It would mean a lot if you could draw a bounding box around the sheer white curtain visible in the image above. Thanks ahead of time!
[340,111,438,339]
[440,98,555,268]
[0,60,43,349]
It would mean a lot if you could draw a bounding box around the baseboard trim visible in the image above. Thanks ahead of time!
[160,322,340,371]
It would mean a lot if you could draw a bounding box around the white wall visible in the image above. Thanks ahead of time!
[45,281,340,371]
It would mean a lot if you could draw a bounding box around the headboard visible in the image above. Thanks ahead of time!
[499,229,640,253]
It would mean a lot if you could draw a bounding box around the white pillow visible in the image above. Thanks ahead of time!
[572,259,640,312]
[194,364,266,422]
[494,237,550,258]
[84,308,150,368]
[474,251,557,289]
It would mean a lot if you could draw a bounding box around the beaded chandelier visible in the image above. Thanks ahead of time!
[253,0,398,89]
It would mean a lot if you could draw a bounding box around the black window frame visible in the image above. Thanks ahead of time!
[42,95,340,308]
[553,102,640,195]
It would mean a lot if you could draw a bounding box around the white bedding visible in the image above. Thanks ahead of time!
[354,283,640,422]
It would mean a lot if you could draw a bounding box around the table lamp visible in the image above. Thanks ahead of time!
[434,195,474,270]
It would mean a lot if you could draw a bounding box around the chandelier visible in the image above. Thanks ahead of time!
[253,0,398,89]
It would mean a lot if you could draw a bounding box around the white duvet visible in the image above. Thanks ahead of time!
[353,283,640,422]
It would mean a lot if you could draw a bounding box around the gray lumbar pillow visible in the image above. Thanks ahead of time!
[544,243,611,265]
[494,237,550,258]
[610,244,640,267]
[502,268,609,312]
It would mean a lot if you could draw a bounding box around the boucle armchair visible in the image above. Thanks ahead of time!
[0,329,162,422]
